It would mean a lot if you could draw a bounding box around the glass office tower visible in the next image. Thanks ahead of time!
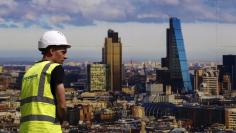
[165,17,192,93]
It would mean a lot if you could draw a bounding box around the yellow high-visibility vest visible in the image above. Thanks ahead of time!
[20,61,62,133]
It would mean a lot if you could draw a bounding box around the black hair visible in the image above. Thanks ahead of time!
[39,45,69,55]
[39,46,54,55]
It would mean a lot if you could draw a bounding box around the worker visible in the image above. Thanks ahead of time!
[20,30,71,133]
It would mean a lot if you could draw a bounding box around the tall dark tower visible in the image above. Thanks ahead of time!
[219,55,236,90]
[162,17,192,93]
[103,29,122,92]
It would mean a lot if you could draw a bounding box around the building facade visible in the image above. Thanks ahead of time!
[225,108,236,129]
[0,66,3,73]
[161,17,192,93]
[103,29,122,92]
[219,55,236,91]
[194,69,204,91]
[201,67,219,96]
[87,64,110,91]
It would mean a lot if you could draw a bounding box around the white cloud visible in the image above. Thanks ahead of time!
[137,13,169,19]
[0,9,10,16]
[0,0,17,16]
[76,0,135,21]
[29,0,135,21]
[71,0,106,8]
[221,13,236,23]
[24,12,36,21]
[50,15,71,24]
[0,0,235,29]
[31,0,49,5]
[0,18,5,23]
[183,1,217,20]
[155,0,180,5]
[0,0,17,8]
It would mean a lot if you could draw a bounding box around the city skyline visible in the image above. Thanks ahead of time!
[2,1,236,132]
[0,0,235,61]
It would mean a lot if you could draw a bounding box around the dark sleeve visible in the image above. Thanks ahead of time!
[50,65,64,97]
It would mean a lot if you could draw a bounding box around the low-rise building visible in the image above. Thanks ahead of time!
[225,108,236,129]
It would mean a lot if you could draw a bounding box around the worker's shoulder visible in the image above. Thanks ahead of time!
[52,65,64,74]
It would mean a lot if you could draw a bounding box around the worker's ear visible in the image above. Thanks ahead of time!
[49,48,55,56]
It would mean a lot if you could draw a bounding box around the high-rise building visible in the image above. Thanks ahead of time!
[102,29,122,92]
[87,63,110,91]
[156,68,171,92]
[200,67,219,96]
[219,55,236,90]
[194,67,219,96]
[220,75,231,96]
[194,69,204,91]
[161,17,192,93]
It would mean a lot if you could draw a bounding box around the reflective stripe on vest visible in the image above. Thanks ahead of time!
[20,61,60,124]
[20,115,59,124]
[38,62,52,97]
[20,96,55,106]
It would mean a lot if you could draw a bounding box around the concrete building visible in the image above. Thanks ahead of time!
[200,67,219,96]
[122,87,135,95]
[145,83,176,104]
[99,109,114,121]
[87,64,109,91]
[0,66,3,73]
[0,75,11,90]
[148,95,176,104]
[79,105,93,123]
[225,108,236,129]
[146,83,164,95]
[102,29,122,92]
[132,106,145,118]
[219,74,231,96]
[156,68,171,92]
[194,69,204,91]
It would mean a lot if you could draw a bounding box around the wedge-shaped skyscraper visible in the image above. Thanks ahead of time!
[162,17,192,93]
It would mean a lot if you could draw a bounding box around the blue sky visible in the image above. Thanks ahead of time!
[0,0,236,61]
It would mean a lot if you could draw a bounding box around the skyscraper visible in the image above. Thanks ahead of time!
[162,17,192,93]
[103,29,122,92]
[218,55,236,91]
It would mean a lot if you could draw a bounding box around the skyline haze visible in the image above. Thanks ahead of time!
[0,0,235,62]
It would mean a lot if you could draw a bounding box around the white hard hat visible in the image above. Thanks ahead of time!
[38,30,71,50]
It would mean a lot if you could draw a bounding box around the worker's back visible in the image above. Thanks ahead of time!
[20,61,62,133]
